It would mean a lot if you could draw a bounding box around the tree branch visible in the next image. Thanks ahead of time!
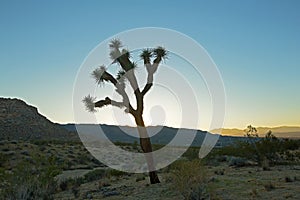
[141,83,153,96]
[92,68,135,114]
[94,97,135,115]
[141,62,159,95]
[94,97,113,108]
[110,47,140,92]
[115,53,143,112]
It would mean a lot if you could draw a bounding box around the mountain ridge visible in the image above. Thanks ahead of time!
[1,97,298,142]
[211,126,300,138]
[0,97,77,140]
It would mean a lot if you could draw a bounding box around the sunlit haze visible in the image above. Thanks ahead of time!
[1,0,299,130]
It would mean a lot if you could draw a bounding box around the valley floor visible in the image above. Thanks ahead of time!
[54,164,300,200]
[1,140,299,200]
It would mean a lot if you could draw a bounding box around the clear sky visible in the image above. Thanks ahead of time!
[0,0,299,130]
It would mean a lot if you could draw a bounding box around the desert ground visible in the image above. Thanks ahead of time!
[0,139,299,200]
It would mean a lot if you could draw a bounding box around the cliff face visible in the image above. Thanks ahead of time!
[0,97,76,140]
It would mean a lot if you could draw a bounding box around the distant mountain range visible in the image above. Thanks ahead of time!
[0,97,238,146]
[211,127,300,138]
[0,97,298,146]
[61,123,236,147]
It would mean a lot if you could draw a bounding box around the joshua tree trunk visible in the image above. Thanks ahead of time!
[134,114,160,184]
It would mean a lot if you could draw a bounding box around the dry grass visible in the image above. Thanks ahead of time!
[170,160,210,200]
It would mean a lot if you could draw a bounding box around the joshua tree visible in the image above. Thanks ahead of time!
[244,125,258,138]
[83,39,167,184]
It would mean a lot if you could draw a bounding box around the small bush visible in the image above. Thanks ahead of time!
[0,155,61,199]
[214,169,225,175]
[211,126,300,166]
[182,146,200,160]
[264,182,275,191]
[229,157,248,167]
[170,160,210,200]
[84,169,107,182]
[0,153,8,167]
[135,174,146,182]
[108,169,128,177]
[261,157,270,171]
[98,178,111,188]
[59,180,68,191]
[285,176,294,183]
[72,186,80,198]
[251,188,258,197]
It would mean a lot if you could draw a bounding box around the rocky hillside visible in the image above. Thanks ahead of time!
[0,97,77,140]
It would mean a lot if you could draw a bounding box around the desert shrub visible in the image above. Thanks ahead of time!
[170,160,210,200]
[284,176,295,183]
[0,152,8,167]
[263,182,275,191]
[212,141,257,160]
[132,140,139,150]
[0,155,61,199]
[250,188,258,197]
[32,140,49,146]
[135,174,146,182]
[78,153,90,165]
[72,186,80,198]
[215,155,227,162]
[59,179,68,191]
[214,168,225,175]
[261,156,270,170]
[256,133,300,165]
[73,176,85,186]
[228,157,249,167]
[39,146,46,151]
[182,146,200,160]
[59,169,107,189]
[108,169,129,177]
[58,176,85,191]
[90,157,102,165]
[98,178,111,188]
[1,147,10,152]
[84,169,107,182]
[114,141,130,146]
[212,128,300,166]
[284,176,292,182]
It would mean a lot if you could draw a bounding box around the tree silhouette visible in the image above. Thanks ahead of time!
[244,125,258,138]
[83,39,167,184]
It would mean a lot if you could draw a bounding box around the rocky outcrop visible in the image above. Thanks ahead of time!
[0,97,77,140]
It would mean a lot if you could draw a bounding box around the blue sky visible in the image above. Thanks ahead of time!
[0,0,299,129]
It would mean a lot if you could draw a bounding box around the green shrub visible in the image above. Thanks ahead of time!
[59,180,68,191]
[170,160,210,200]
[0,155,61,199]
[264,182,275,191]
[182,146,200,160]
[0,152,8,167]
[228,157,248,167]
[212,127,300,166]
[84,169,107,182]
[108,169,129,177]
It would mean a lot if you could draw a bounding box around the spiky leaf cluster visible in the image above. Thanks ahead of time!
[109,39,123,49]
[109,50,121,62]
[91,65,107,84]
[140,49,152,63]
[140,47,168,63]
[153,46,168,59]
[82,95,96,112]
